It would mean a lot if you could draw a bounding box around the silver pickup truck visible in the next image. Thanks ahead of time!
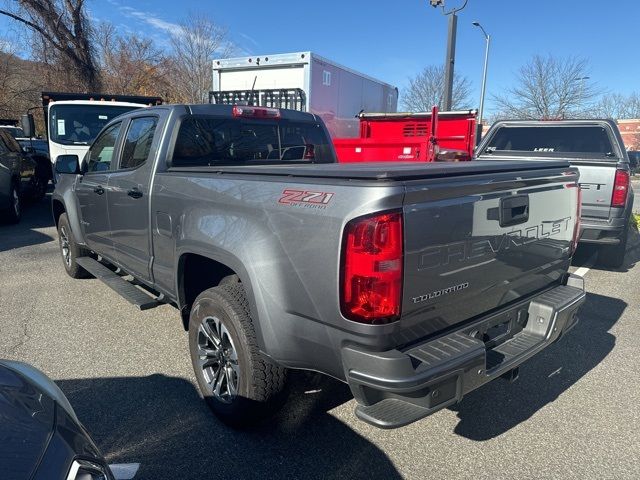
[477,120,635,268]
[51,104,585,428]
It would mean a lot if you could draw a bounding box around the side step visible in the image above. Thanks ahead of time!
[76,257,161,310]
[355,398,434,429]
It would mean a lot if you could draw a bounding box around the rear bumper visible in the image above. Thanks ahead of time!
[342,275,586,429]
[580,216,627,244]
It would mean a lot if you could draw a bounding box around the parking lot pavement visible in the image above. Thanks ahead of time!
[1,196,639,480]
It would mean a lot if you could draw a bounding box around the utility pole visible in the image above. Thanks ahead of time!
[430,0,469,111]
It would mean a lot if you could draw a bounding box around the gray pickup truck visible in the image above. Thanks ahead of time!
[477,120,635,267]
[51,104,585,428]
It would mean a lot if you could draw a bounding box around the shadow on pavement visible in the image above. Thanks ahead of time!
[57,372,401,480]
[0,192,55,252]
[451,292,625,441]
[572,222,640,273]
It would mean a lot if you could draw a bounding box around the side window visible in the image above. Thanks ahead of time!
[86,122,122,173]
[119,117,159,170]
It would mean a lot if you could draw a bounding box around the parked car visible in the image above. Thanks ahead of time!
[0,359,114,480]
[477,120,635,268]
[0,129,47,223]
[52,104,585,429]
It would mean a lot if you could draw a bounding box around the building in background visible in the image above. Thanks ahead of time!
[617,119,640,151]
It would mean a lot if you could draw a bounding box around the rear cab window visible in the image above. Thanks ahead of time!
[170,116,335,167]
[484,125,618,159]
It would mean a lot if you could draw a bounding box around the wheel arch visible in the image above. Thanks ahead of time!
[175,251,264,350]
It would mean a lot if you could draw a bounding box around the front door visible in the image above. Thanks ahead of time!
[75,121,123,258]
[107,115,161,282]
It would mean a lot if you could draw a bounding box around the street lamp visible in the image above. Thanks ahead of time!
[472,21,490,142]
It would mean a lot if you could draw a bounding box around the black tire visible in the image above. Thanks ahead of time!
[4,181,21,224]
[57,213,90,278]
[188,284,287,427]
[598,228,628,268]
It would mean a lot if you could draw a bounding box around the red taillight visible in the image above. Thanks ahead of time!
[232,105,280,119]
[612,169,630,207]
[340,211,403,324]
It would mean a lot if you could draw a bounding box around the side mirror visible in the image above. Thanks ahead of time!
[21,113,35,138]
[55,154,80,175]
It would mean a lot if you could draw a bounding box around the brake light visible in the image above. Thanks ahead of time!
[340,211,403,324]
[232,105,280,119]
[611,169,630,207]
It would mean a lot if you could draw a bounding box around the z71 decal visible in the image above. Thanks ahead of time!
[278,189,335,209]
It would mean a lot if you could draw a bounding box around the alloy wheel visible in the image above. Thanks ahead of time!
[197,316,240,403]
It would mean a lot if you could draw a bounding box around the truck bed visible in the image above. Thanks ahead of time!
[169,159,572,181]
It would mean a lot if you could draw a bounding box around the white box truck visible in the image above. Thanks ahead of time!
[211,51,398,138]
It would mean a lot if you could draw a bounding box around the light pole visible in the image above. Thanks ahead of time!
[430,0,469,111]
[576,76,590,111]
[472,21,490,142]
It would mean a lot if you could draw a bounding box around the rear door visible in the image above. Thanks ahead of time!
[75,121,123,258]
[400,163,580,342]
[107,115,162,282]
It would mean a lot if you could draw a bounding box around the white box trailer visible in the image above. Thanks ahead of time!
[211,51,398,138]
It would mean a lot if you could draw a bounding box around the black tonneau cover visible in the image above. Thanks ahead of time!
[169,159,571,181]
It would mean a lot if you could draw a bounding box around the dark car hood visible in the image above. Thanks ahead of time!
[0,363,55,480]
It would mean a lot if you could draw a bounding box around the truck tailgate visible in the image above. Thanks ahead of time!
[573,161,616,219]
[400,164,579,343]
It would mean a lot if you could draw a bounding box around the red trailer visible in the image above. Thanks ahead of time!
[333,107,477,163]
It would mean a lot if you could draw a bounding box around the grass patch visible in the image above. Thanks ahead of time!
[633,214,639,231]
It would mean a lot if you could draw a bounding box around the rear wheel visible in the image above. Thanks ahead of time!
[598,228,628,268]
[4,181,21,224]
[188,284,287,426]
[57,213,90,278]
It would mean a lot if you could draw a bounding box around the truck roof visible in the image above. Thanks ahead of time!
[41,91,163,107]
[212,51,397,90]
[136,103,323,123]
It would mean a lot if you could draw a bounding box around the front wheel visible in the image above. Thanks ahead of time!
[57,213,90,278]
[4,181,21,224]
[188,284,287,426]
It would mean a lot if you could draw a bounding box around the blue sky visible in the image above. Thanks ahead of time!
[2,0,638,113]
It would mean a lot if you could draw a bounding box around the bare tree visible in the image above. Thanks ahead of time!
[95,22,171,97]
[169,14,233,103]
[0,0,100,91]
[0,39,41,121]
[593,92,640,120]
[493,55,598,119]
[401,65,472,111]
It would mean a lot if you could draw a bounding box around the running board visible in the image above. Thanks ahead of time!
[76,257,161,310]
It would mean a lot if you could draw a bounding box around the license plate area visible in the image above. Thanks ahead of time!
[463,307,529,350]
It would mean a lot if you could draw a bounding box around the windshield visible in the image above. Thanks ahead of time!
[1,126,25,138]
[171,116,335,167]
[49,104,141,145]
[484,125,617,158]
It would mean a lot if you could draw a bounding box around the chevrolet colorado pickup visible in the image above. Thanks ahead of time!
[477,120,635,268]
[51,104,585,428]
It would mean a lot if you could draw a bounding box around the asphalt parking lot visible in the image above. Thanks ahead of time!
[1,195,639,480]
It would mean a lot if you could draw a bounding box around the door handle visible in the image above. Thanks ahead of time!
[94,186,105,195]
[127,188,143,199]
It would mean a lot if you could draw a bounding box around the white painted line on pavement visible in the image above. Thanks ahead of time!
[573,253,597,278]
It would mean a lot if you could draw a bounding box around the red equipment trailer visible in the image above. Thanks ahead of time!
[333,106,477,163]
